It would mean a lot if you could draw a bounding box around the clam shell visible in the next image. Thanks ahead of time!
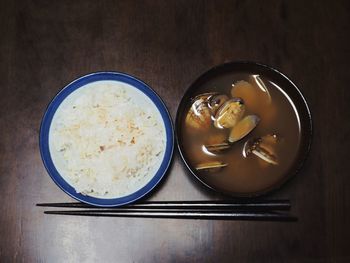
[195,161,228,171]
[208,94,229,115]
[185,95,212,129]
[242,134,279,165]
[228,115,260,143]
[252,147,278,165]
[214,98,245,129]
[205,142,231,153]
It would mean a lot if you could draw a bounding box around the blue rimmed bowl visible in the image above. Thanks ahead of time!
[39,72,174,207]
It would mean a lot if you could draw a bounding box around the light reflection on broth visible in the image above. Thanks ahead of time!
[181,73,301,194]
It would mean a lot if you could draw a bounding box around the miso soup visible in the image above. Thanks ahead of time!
[180,72,301,195]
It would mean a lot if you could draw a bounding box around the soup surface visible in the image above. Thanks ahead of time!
[180,73,301,194]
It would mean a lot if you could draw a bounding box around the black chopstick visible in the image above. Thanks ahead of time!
[37,200,291,211]
[43,210,296,221]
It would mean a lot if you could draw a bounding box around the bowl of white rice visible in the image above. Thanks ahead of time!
[40,72,174,207]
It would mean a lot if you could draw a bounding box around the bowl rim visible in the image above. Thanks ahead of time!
[175,61,313,198]
[39,71,174,207]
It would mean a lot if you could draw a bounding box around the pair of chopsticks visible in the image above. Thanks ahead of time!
[37,200,296,221]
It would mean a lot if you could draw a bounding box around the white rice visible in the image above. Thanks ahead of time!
[49,80,166,198]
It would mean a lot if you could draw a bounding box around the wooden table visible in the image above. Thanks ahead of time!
[1,0,349,262]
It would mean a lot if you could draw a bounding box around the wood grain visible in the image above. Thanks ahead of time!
[0,0,349,262]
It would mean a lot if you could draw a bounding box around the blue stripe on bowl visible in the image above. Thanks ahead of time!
[39,72,174,207]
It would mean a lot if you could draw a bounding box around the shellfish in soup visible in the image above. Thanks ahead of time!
[180,72,301,194]
[214,98,245,129]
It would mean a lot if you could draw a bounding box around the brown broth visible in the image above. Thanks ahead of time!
[180,73,301,194]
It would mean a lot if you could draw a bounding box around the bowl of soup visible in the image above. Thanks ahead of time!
[175,61,312,197]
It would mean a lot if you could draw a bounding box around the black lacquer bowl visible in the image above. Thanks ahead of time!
[175,61,312,197]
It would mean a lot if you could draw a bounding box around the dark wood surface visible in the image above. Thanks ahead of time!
[1,0,349,262]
